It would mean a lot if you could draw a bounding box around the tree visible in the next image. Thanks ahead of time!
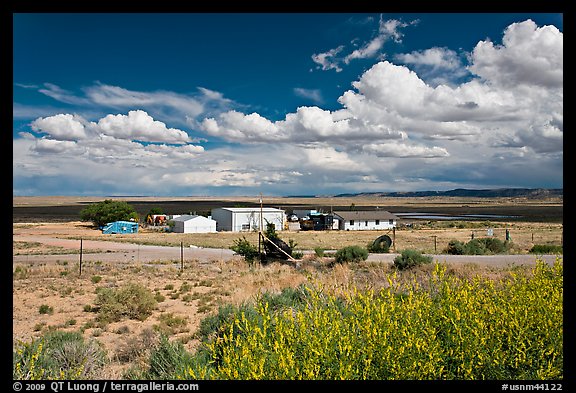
[80,199,139,227]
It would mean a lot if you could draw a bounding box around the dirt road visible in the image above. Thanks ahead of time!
[13,233,559,268]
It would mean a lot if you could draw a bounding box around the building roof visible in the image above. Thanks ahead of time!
[333,210,399,221]
[215,207,285,213]
[171,214,213,222]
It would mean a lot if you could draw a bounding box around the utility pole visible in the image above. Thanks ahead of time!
[259,193,264,264]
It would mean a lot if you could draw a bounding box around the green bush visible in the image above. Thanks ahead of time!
[444,240,465,255]
[367,240,390,253]
[445,238,512,255]
[13,330,107,379]
[334,245,369,264]
[393,249,433,270]
[530,244,563,254]
[463,239,488,255]
[130,335,196,380]
[95,283,157,324]
[38,304,53,315]
[230,236,259,265]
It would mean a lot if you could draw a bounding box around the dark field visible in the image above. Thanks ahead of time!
[13,196,563,223]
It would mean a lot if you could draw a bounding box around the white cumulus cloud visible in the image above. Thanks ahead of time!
[96,110,191,144]
[468,19,563,88]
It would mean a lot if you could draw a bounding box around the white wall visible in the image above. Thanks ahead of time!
[341,219,396,231]
[173,216,216,233]
[211,208,284,232]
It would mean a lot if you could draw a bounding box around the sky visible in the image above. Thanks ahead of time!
[12,12,563,197]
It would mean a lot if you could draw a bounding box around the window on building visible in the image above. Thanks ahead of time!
[350,220,354,226]
[241,224,250,230]
[389,219,394,225]
[365,221,368,226]
[375,219,380,225]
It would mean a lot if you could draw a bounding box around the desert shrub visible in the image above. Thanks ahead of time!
[13,330,107,380]
[530,244,563,254]
[314,247,325,257]
[480,237,511,254]
[95,282,157,324]
[125,335,198,380]
[155,313,189,336]
[38,304,54,315]
[393,249,433,270]
[367,240,390,253]
[91,275,102,284]
[463,239,488,255]
[334,245,369,264]
[444,240,465,255]
[230,236,259,265]
[446,238,512,255]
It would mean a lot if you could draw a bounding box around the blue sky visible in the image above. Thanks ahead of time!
[13,13,563,196]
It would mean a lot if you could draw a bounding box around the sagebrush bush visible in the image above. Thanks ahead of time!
[334,245,369,264]
[445,238,512,255]
[95,282,157,323]
[13,330,107,380]
[530,244,563,254]
[393,249,433,270]
[367,240,390,253]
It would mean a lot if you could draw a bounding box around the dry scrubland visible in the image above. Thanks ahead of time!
[12,195,563,379]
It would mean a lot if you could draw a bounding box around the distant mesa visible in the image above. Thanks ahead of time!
[333,188,563,199]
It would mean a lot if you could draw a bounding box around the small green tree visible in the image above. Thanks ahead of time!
[230,236,259,266]
[80,199,138,228]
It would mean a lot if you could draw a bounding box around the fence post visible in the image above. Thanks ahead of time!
[180,241,184,272]
[79,238,83,276]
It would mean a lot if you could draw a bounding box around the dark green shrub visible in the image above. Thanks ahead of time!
[39,304,54,315]
[463,239,488,255]
[446,237,511,255]
[314,247,325,257]
[334,245,369,264]
[481,237,510,254]
[529,244,563,254]
[367,240,390,253]
[230,236,259,265]
[444,240,465,255]
[393,249,433,270]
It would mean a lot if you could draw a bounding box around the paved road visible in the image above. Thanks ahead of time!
[12,235,561,268]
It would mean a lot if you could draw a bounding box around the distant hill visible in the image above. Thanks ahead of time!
[334,188,563,199]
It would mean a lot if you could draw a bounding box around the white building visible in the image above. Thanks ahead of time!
[211,207,285,232]
[333,211,399,231]
[171,215,217,233]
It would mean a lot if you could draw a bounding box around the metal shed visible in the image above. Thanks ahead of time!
[101,220,139,234]
[211,207,285,232]
[171,215,217,233]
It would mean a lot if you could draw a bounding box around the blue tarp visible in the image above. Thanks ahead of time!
[101,220,139,234]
